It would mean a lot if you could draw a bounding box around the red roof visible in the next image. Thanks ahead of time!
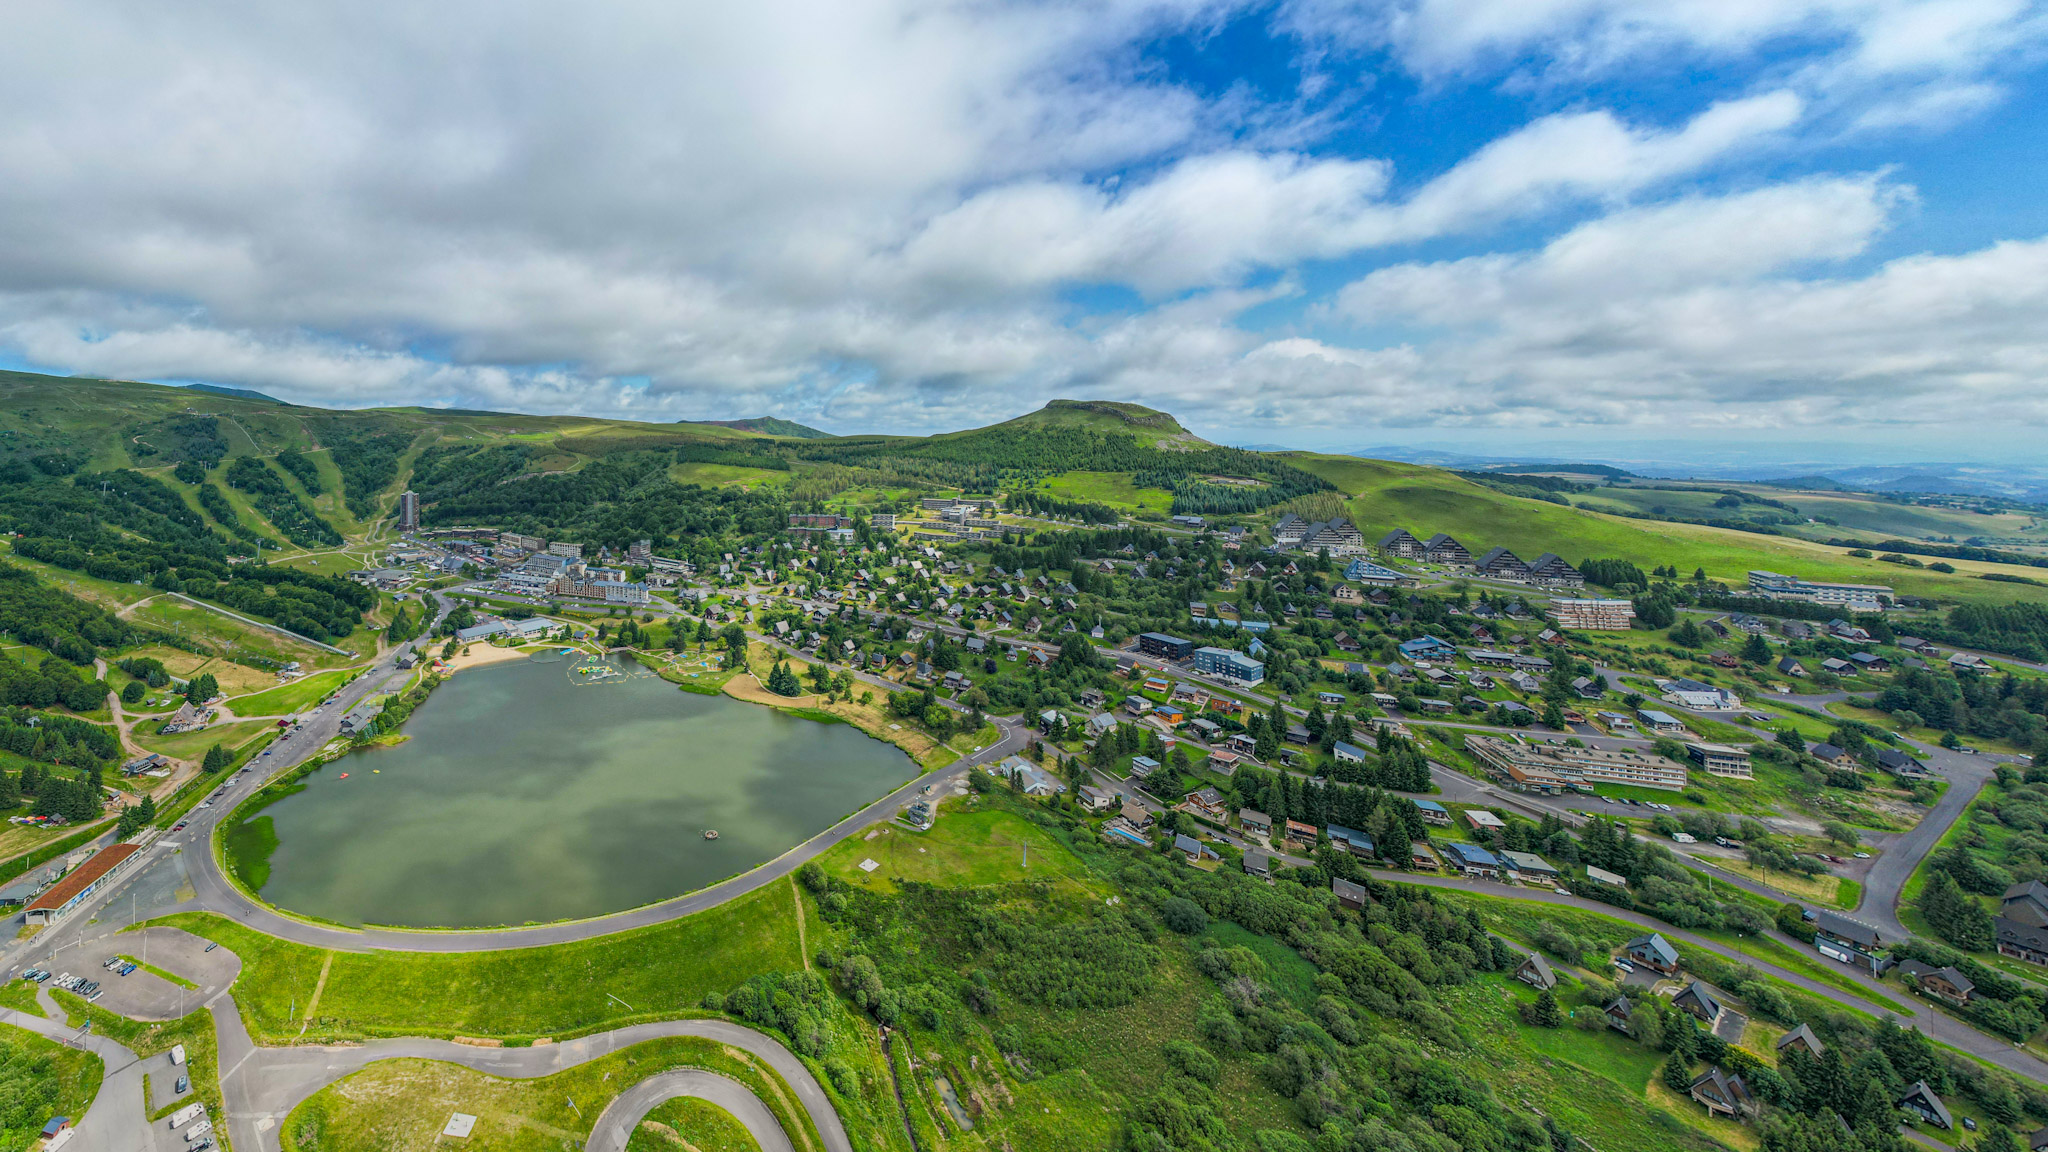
[26,843,140,913]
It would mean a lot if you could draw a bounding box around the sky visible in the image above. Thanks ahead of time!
[3,1,2048,461]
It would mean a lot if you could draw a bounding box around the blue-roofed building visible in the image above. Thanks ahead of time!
[1626,932,1681,973]
[1443,842,1501,878]
[1325,824,1375,857]
[1344,558,1404,585]
[1397,635,1457,660]
[1192,645,1265,686]
[1174,834,1220,862]
[1331,740,1365,763]
[1411,798,1451,825]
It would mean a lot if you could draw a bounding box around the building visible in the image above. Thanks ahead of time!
[1330,741,1365,764]
[1673,980,1724,1025]
[1514,952,1557,990]
[1585,865,1628,888]
[1687,1067,1756,1120]
[456,620,512,642]
[1238,808,1272,836]
[1138,632,1196,661]
[1377,529,1423,558]
[1663,678,1740,711]
[23,844,141,926]
[1324,824,1375,858]
[1776,1023,1825,1058]
[1813,910,1891,974]
[1684,742,1753,780]
[547,541,583,559]
[1499,850,1558,881]
[1191,646,1265,686]
[1466,734,1689,792]
[1464,808,1507,832]
[1747,570,1893,612]
[1603,995,1635,1032]
[1551,598,1635,630]
[1272,514,1310,547]
[1526,553,1584,588]
[396,490,420,531]
[1332,877,1369,910]
[1396,635,1456,660]
[1898,1082,1952,1130]
[1625,932,1680,974]
[1343,557,1404,585]
[789,513,853,532]
[1442,842,1501,878]
[1412,798,1450,826]
[1422,533,1471,566]
[1243,852,1272,879]
[1637,709,1687,736]
[1474,547,1532,581]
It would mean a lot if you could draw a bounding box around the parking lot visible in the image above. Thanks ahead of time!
[17,927,239,1021]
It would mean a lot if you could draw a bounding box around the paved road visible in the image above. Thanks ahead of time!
[221,1010,849,1152]
[586,1069,796,1152]
[0,1004,156,1152]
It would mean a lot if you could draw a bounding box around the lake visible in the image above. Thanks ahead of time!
[249,653,918,927]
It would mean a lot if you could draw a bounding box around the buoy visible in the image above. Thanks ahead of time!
[338,773,349,779]
[704,830,719,840]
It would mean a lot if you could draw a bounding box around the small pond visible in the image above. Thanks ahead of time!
[244,654,918,927]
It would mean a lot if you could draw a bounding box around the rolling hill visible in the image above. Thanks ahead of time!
[695,416,834,438]
[3,372,2046,605]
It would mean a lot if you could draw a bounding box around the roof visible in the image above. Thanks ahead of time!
[1332,877,1369,903]
[1499,850,1557,875]
[1412,798,1448,813]
[1445,842,1500,868]
[1174,833,1204,855]
[1776,1023,1824,1055]
[25,843,140,913]
[1238,807,1271,825]
[1900,1081,1953,1128]
[1688,1066,1753,1111]
[1675,980,1724,1019]
[1626,932,1680,966]
[1585,865,1628,887]
[1814,910,1882,947]
[1517,952,1556,988]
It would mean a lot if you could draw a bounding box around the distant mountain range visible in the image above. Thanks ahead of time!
[1352,445,2048,502]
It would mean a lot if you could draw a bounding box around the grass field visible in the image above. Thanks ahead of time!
[1037,470,1174,513]
[281,1035,820,1152]
[813,804,1100,899]
[225,669,358,717]
[133,717,276,762]
[628,1096,763,1152]
[669,461,789,488]
[0,1021,105,1146]
[148,882,804,1044]
[1286,452,2048,606]
[1714,858,1843,904]
[127,598,356,670]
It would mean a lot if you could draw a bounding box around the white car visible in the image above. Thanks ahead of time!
[1854,852,1870,859]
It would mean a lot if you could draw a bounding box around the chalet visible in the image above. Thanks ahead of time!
[1910,963,1975,1008]
[1377,529,1423,558]
[1624,932,1680,974]
[1527,553,1584,587]
[1474,547,1533,581]
[1238,808,1273,836]
[1603,995,1635,1032]
[1775,1023,1825,1058]
[2004,880,2048,927]
[1422,533,1472,566]
[1570,676,1604,700]
[1243,852,1272,879]
[1077,786,1116,812]
[1820,657,1854,675]
[1332,877,1369,910]
[1408,841,1441,870]
[1808,741,1855,767]
[1813,910,1891,974]
[1183,788,1227,820]
[1776,656,1806,678]
[1585,865,1629,888]
[1174,834,1221,864]
[1875,747,1928,779]
[1849,652,1890,672]
[1514,952,1557,990]
[1673,980,1724,1025]
[1206,749,1241,776]
[1687,1067,1756,1120]
[1331,740,1366,764]
[1284,819,1318,847]
[1119,801,1153,829]
[1226,732,1258,756]
[1442,842,1501,878]
[1125,695,1154,717]
[1899,1082,1953,1130]
[1499,850,1558,881]
[1086,713,1117,738]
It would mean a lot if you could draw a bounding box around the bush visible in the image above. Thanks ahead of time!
[1161,897,1209,934]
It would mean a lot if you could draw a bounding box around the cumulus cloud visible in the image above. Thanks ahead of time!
[0,0,2044,446]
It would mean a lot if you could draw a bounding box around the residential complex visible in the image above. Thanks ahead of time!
[1551,598,1635,630]
[1191,646,1265,686]
[1465,734,1689,792]
[1683,742,1754,780]
[1747,570,1892,613]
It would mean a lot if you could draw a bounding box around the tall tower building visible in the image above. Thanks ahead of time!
[397,490,420,532]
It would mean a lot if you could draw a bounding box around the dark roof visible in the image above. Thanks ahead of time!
[1626,932,1680,967]
[1808,741,1847,761]
[1900,1081,1953,1128]
[1674,980,1724,1020]
[1776,1023,1825,1055]
[1516,952,1557,988]
[1814,910,1882,948]
[1332,877,1369,903]
[1604,994,1634,1020]
[1687,1066,1754,1111]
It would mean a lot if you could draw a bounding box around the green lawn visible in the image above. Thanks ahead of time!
[133,717,277,762]
[146,881,804,1044]
[813,802,1100,898]
[225,668,358,717]
[626,1097,764,1152]
[282,1036,819,1152]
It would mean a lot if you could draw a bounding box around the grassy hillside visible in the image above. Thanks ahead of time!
[969,398,1205,447]
[1287,453,2048,606]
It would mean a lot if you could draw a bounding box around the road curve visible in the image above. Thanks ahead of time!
[223,1010,851,1152]
[586,1069,796,1152]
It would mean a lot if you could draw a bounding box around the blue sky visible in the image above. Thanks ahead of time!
[2,0,2047,463]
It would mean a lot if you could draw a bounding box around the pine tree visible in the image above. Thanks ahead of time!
[1662,1054,1695,1094]
[1921,870,1994,951]
[1532,988,1562,1027]
[1743,632,1772,664]
[202,744,234,773]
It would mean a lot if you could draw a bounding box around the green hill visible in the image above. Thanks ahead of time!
[976,398,1203,447]
[695,416,833,438]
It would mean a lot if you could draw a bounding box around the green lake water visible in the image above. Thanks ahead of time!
[250,654,918,927]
